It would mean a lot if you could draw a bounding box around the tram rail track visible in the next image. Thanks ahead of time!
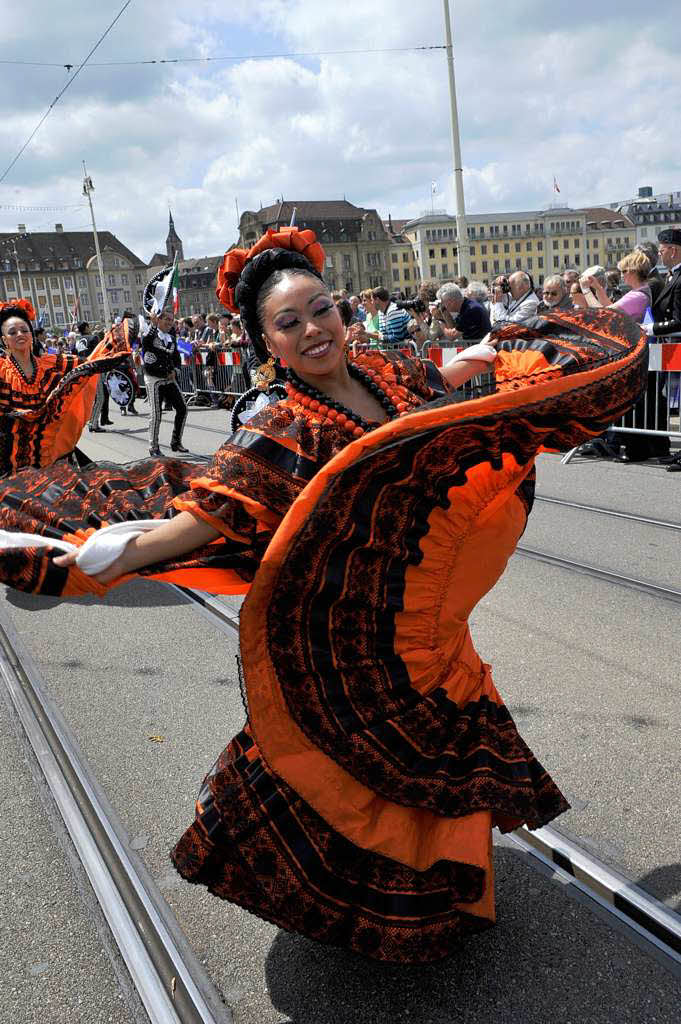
[535,494,681,532]
[0,604,231,1024]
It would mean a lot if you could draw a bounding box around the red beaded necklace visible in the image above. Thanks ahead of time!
[285,362,413,438]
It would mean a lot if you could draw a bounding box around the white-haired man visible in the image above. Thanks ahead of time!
[431,282,491,341]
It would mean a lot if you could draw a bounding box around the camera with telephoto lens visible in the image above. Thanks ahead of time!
[394,297,427,314]
[495,277,511,294]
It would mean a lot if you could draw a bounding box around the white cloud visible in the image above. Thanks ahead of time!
[0,0,679,267]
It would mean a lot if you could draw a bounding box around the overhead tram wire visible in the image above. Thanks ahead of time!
[0,0,133,185]
[0,44,446,71]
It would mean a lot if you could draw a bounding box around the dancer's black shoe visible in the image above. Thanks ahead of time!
[170,441,189,453]
[149,445,161,457]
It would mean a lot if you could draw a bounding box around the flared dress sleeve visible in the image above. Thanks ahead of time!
[0,403,311,598]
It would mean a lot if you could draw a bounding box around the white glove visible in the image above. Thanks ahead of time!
[640,321,654,336]
[443,342,497,367]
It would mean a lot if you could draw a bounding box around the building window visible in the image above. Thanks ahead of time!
[429,248,435,259]
[481,244,487,255]
[97,292,103,304]
[53,294,62,306]
[440,248,447,257]
[493,260,500,272]
[563,239,569,249]
[441,264,448,276]
[121,273,128,285]
[135,273,142,285]
[553,257,559,269]
[538,257,544,268]
[575,254,580,265]
[482,260,488,273]
[515,259,522,269]
[504,243,510,254]
[342,255,352,270]
[404,268,410,280]
[108,274,116,285]
[55,312,64,324]
[392,269,400,282]
[527,257,533,269]
[35,276,44,290]
[137,290,143,302]
[391,253,398,264]
[79,275,87,287]
[124,290,131,302]
[553,240,559,250]
[426,230,431,240]
[574,238,580,248]
[493,244,499,254]
[515,242,521,253]
[38,295,47,307]
[526,242,531,252]
[537,241,543,251]
[429,264,436,277]
[470,261,476,274]
[50,276,59,289]
[504,260,511,271]
[368,230,376,241]
[63,277,73,289]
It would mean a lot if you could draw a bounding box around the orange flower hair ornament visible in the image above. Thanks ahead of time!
[216,227,326,313]
[0,298,36,321]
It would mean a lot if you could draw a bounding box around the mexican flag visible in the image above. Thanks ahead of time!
[172,260,180,314]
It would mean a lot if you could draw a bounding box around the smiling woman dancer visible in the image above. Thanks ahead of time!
[0,299,130,477]
[0,228,646,962]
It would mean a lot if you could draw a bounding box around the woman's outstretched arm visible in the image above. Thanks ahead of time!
[53,510,221,583]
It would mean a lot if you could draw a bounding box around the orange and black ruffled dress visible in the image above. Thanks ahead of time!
[0,324,131,477]
[0,310,646,962]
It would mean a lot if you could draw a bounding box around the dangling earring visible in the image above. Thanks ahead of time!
[254,352,276,391]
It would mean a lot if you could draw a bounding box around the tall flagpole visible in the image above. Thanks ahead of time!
[442,0,469,279]
[11,237,25,296]
[82,161,111,327]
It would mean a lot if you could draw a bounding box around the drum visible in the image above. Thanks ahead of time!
[105,369,135,408]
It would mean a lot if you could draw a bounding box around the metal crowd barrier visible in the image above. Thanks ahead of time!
[561,340,681,464]
[422,339,496,395]
[177,347,250,406]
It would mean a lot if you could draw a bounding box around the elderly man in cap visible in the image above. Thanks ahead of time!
[643,228,681,337]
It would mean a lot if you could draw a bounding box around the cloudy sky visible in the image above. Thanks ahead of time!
[1,0,679,262]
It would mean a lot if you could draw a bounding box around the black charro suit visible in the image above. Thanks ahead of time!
[652,265,681,336]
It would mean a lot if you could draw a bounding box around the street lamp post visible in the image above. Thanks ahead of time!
[82,162,111,326]
[442,0,469,279]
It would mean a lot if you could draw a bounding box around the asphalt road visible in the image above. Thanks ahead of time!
[2,402,681,1022]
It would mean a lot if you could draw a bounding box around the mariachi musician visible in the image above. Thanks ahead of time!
[138,263,188,457]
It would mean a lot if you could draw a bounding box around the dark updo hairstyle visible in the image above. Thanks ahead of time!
[235,248,325,362]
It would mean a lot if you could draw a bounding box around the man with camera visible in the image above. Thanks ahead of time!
[429,282,491,342]
[490,271,539,325]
